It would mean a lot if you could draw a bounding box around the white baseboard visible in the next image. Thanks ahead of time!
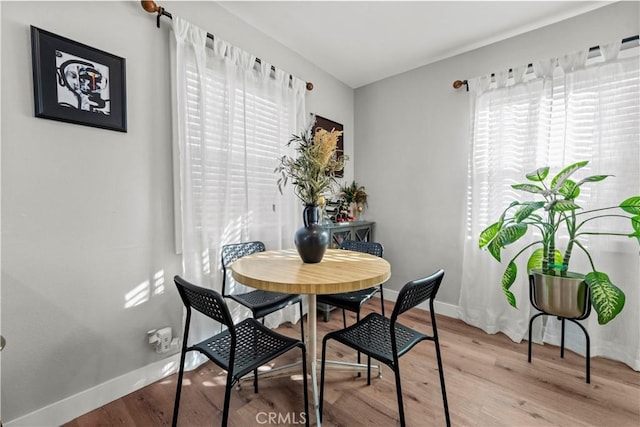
[6,295,459,426]
[5,353,181,427]
[380,289,459,319]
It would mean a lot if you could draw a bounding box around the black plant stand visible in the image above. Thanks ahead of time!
[527,275,592,384]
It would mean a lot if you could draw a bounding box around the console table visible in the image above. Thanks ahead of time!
[325,220,375,248]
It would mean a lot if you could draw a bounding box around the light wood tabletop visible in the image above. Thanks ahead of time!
[231,248,391,295]
[230,247,391,426]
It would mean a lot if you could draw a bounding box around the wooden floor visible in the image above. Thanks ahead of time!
[66,300,640,426]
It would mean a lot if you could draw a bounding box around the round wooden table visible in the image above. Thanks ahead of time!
[231,248,391,426]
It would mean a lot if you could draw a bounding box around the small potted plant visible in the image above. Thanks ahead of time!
[340,180,368,219]
[479,160,639,324]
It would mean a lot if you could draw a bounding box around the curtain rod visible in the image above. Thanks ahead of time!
[452,34,639,91]
[140,1,314,91]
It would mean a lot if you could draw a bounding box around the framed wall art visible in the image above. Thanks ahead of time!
[314,114,344,177]
[31,26,127,132]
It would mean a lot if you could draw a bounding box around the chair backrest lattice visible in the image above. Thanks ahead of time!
[174,275,234,330]
[391,269,444,322]
[339,240,383,258]
[220,241,266,295]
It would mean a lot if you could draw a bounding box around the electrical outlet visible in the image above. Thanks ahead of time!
[148,327,173,353]
[158,327,172,352]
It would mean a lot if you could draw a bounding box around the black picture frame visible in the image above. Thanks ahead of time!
[314,115,344,178]
[31,26,127,132]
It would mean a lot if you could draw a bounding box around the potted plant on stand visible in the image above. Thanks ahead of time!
[275,118,347,263]
[479,160,639,325]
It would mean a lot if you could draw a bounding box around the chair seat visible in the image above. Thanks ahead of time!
[326,312,427,365]
[192,318,302,380]
[228,290,302,319]
[317,287,379,313]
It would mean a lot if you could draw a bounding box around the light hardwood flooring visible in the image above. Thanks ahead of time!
[65,300,640,426]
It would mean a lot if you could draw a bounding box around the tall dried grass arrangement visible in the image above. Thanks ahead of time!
[276,118,347,205]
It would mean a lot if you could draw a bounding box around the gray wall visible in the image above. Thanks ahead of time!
[2,0,638,423]
[354,1,640,306]
[1,1,353,422]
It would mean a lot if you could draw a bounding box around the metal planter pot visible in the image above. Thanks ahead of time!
[530,269,589,318]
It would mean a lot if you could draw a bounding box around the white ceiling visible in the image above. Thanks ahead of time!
[218,1,611,88]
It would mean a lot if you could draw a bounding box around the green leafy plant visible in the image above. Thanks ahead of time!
[340,180,368,206]
[276,119,347,205]
[479,160,640,324]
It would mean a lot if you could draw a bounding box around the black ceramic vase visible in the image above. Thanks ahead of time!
[294,204,329,263]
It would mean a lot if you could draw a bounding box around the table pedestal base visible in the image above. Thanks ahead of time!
[238,296,381,426]
[238,359,382,382]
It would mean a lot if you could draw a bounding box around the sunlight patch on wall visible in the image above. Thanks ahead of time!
[125,281,150,308]
[154,269,166,295]
[124,269,168,308]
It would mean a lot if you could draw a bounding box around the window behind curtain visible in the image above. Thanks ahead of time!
[173,54,300,256]
[459,41,639,370]
[468,48,639,242]
[170,19,305,362]
[181,64,291,243]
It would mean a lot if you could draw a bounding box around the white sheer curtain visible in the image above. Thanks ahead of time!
[170,17,307,368]
[459,39,640,370]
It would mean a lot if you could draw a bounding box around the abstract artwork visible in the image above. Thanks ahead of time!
[31,26,127,132]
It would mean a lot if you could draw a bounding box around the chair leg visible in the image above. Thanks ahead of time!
[319,336,330,422]
[393,361,406,427]
[172,315,191,427]
[367,355,371,385]
[432,313,451,427]
[434,338,451,426]
[300,345,310,427]
[253,317,263,393]
[298,300,305,343]
[172,349,187,427]
[356,311,362,378]
[222,373,234,427]
[376,293,385,379]
[253,368,258,393]
[342,308,347,329]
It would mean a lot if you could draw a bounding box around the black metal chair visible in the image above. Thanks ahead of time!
[317,240,386,376]
[320,269,450,427]
[317,240,386,327]
[221,241,305,343]
[172,275,309,427]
